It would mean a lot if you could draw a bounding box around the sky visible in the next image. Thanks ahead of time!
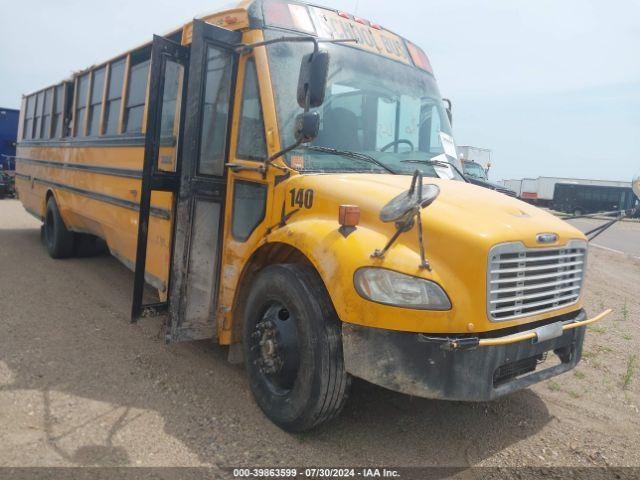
[1,0,639,182]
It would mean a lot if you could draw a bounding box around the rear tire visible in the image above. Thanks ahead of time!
[243,264,350,432]
[44,196,75,259]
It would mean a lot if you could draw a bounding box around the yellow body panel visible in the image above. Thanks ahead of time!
[15,144,173,291]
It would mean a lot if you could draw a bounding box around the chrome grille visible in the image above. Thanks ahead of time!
[487,240,587,321]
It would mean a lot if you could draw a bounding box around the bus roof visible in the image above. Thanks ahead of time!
[22,1,253,98]
[23,0,430,97]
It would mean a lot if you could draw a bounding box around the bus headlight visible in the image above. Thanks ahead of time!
[353,268,451,310]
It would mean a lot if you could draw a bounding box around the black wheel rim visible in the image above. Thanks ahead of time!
[249,301,300,395]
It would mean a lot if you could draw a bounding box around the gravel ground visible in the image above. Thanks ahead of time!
[0,199,638,474]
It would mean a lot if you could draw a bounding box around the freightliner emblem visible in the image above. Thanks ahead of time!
[536,233,558,244]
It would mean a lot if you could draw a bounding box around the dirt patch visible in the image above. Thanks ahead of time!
[0,199,638,470]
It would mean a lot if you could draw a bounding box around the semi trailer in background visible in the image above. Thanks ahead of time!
[502,178,539,201]
[0,107,19,197]
[502,176,637,215]
[458,145,516,196]
[0,107,18,170]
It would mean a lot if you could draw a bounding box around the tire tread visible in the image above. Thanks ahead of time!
[243,263,351,432]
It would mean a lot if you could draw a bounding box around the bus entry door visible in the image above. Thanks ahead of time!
[133,20,241,344]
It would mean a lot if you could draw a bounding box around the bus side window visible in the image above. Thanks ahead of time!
[236,58,267,161]
[63,82,74,138]
[104,59,125,135]
[41,88,53,139]
[23,95,36,140]
[33,91,45,140]
[232,180,267,242]
[124,53,151,134]
[74,74,90,137]
[52,85,65,138]
[87,67,106,136]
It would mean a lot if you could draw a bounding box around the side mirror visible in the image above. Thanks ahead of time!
[263,49,329,169]
[294,112,320,143]
[297,50,330,110]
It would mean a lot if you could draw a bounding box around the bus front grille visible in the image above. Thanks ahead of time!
[487,240,587,322]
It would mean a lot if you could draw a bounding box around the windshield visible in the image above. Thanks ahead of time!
[463,162,488,180]
[266,32,458,179]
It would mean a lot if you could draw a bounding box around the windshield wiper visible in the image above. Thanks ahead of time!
[401,159,468,182]
[301,145,396,174]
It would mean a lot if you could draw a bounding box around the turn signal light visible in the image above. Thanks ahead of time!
[339,205,360,227]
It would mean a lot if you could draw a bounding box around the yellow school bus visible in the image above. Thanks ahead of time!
[15,0,610,431]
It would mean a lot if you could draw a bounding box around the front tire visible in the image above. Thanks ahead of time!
[44,196,75,259]
[243,264,350,432]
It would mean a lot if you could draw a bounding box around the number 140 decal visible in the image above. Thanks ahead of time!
[289,188,314,209]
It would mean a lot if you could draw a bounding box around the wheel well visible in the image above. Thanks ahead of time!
[44,190,73,230]
[231,242,315,343]
[44,189,55,211]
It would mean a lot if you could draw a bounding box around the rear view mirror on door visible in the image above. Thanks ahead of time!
[297,50,330,109]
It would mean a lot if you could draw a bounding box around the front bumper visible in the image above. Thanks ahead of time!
[342,309,604,401]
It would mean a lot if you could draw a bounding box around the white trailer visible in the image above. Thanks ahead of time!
[502,179,523,196]
[520,178,540,201]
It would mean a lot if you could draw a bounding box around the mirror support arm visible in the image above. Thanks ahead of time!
[268,140,304,164]
[239,143,300,179]
[372,171,433,270]
[583,206,639,241]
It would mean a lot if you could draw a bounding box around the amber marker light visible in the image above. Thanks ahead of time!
[339,205,360,227]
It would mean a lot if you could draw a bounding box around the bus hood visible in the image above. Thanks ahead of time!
[296,173,586,249]
[275,173,588,334]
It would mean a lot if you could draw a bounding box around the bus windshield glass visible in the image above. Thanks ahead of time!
[266,33,457,178]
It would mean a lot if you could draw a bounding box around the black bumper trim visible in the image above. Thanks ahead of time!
[342,310,587,401]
